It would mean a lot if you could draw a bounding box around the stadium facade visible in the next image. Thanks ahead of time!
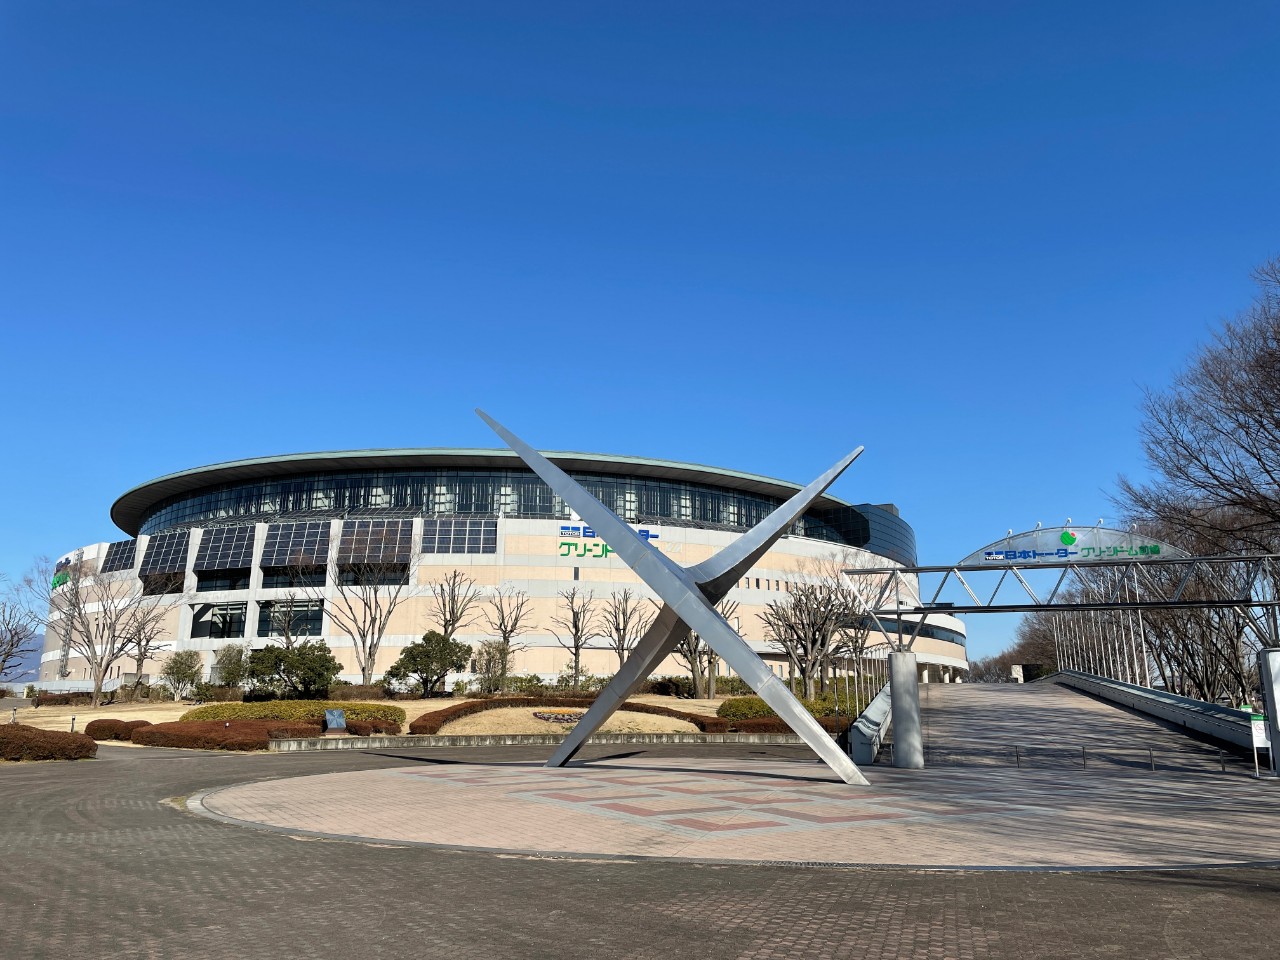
[39,449,967,689]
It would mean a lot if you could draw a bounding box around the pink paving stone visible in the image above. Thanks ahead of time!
[664,817,788,832]
[763,808,914,824]
[597,802,740,818]
[533,791,657,803]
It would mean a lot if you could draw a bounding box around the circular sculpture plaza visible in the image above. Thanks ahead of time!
[40,448,967,689]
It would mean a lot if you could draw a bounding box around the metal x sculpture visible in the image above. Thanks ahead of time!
[477,410,871,786]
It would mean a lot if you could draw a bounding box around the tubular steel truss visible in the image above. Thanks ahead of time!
[849,554,1280,650]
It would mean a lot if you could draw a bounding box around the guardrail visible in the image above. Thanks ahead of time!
[848,681,892,764]
[1055,669,1254,749]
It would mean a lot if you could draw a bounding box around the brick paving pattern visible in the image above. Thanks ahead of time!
[198,683,1280,868]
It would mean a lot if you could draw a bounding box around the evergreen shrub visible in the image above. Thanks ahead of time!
[179,700,405,726]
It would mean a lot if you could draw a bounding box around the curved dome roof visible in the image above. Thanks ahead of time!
[111,447,861,536]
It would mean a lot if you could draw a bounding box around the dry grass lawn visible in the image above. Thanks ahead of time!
[9,698,409,735]
[628,694,723,717]
[437,706,699,735]
[10,700,194,733]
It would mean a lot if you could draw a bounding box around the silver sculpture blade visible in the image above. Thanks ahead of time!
[476,409,870,786]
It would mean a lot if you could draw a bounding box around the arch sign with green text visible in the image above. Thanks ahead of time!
[961,526,1188,565]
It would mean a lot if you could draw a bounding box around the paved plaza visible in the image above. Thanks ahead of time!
[195,683,1280,869]
[3,683,1280,959]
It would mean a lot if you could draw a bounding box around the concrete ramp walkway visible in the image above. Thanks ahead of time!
[917,681,1243,772]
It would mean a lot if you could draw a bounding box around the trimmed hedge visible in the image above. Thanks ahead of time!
[716,694,846,722]
[0,724,98,761]
[192,684,244,703]
[84,719,153,741]
[179,700,405,728]
[132,720,323,751]
[343,718,401,737]
[409,697,728,735]
[730,716,849,735]
[33,693,95,707]
[328,685,390,701]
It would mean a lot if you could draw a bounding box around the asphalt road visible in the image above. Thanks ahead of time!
[2,742,1278,960]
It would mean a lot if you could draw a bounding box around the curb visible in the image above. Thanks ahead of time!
[268,732,807,752]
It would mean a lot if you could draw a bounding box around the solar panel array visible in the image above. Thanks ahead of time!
[139,530,192,576]
[338,519,414,563]
[100,539,138,574]
[421,518,497,555]
[193,525,256,571]
[260,521,331,567]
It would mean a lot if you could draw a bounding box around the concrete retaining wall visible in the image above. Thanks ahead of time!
[849,682,891,764]
[269,732,806,752]
[1055,670,1253,748]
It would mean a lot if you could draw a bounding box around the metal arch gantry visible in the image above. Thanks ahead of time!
[476,409,872,786]
[846,554,1280,652]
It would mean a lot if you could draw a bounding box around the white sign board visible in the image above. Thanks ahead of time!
[1252,715,1271,748]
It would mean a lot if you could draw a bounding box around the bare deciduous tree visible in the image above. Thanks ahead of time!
[428,570,484,641]
[23,554,150,707]
[600,588,653,669]
[120,574,183,697]
[478,587,532,693]
[293,525,413,684]
[758,572,866,700]
[0,577,39,684]
[1117,257,1280,554]
[550,588,599,693]
[672,598,738,698]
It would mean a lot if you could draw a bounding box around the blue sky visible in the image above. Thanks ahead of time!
[2,2,1277,659]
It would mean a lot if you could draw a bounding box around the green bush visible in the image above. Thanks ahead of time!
[504,674,548,695]
[712,676,754,697]
[179,700,405,727]
[84,719,152,741]
[716,694,846,721]
[0,724,98,761]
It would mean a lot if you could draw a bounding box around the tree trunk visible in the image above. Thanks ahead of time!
[91,663,108,708]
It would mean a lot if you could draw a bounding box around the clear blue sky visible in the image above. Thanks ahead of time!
[2,2,1277,658]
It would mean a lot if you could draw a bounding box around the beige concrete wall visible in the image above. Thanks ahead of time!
[40,518,966,689]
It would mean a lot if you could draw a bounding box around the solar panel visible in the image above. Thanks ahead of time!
[261,521,331,567]
[100,539,138,574]
[193,525,256,571]
[139,531,192,576]
[338,519,413,563]
[421,519,497,555]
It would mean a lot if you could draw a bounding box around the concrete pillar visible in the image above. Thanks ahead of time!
[1258,648,1280,773]
[889,651,924,769]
